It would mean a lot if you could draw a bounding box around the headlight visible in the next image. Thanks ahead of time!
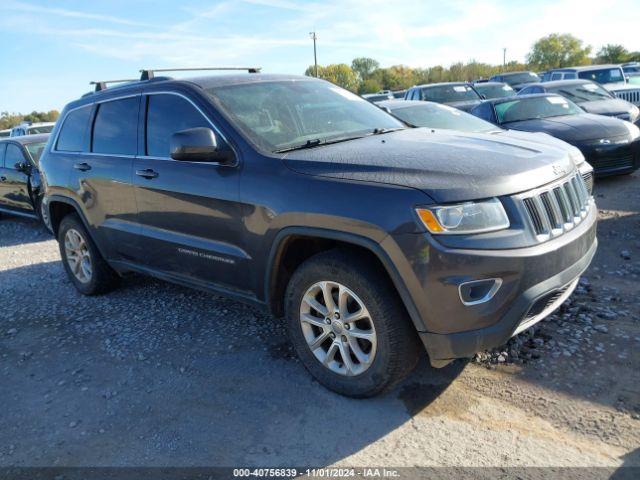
[416,198,510,234]
[623,120,640,139]
[630,105,639,123]
[568,146,585,166]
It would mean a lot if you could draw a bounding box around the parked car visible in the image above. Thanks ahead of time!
[0,129,11,138]
[362,92,393,103]
[392,90,406,99]
[543,65,640,106]
[378,99,594,191]
[471,94,640,177]
[404,82,483,111]
[622,62,640,85]
[40,71,597,397]
[472,81,515,99]
[489,71,541,91]
[0,134,50,223]
[518,80,640,125]
[10,121,56,137]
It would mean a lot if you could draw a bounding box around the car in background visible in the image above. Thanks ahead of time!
[470,94,640,177]
[404,82,482,112]
[0,134,50,224]
[378,99,594,191]
[622,62,640,84]
[489,71,541,91]
[362,92,393,103]
[10,121,56,137]
[518,80,639,125]
[0,129,11,138]
[392,90,406,99]
[544,65,640,106]
[472,81,515,99]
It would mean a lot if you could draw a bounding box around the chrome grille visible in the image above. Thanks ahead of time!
[518,173,592,241]
[581,171,594,195]
[612,88,640,106]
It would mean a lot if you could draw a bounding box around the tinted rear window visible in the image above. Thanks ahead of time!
[56,106,92,152]
[92,97,139,155]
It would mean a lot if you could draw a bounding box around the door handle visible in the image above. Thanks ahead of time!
[74,162,92,172]
[136,169,159,179]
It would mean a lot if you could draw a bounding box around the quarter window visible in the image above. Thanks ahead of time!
[92,97,139,155]
[145,94,211,157]
[56,105,92,152]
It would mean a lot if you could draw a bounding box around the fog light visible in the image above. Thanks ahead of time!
[458,278,502,306]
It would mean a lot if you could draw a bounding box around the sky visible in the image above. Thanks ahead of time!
[0,0,639,113]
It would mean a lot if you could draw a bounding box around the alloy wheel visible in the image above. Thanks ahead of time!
[64,228,92,284]
[299,281,377,376]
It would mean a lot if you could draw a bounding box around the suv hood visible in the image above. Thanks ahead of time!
[282,128,574,203]
[503,113,630,143]
[580,99,634,116]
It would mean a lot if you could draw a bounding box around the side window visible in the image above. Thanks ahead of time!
[551,73,562,81]
[0,144,6,167]
[565,73,577,79]
[145,94,212,158]
[5,144,26,169]
[92,97,139,155]
[56,105,92,152]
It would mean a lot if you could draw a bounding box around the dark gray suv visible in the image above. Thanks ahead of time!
[39,71,597,397]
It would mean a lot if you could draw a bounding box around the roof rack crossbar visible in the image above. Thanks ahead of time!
[90,79,139,92]
[139,66,261,80]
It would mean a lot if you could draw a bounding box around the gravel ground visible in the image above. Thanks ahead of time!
[0,172,639,470]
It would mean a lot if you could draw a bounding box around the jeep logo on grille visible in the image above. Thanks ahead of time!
[599,139,611,145]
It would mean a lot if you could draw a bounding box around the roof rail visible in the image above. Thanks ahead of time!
[90,79,139,92]
[139,66,261,80]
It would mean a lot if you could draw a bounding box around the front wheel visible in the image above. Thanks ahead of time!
[285,249,421,397]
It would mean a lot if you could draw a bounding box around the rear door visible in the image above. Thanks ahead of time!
[0,142,33,213]
[132,91,249,293]
[67,95,142,262]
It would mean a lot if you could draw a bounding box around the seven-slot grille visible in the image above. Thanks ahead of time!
[612,88,640,106]
[520,173,591,239]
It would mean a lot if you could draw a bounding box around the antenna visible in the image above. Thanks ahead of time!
[140,66,261,81]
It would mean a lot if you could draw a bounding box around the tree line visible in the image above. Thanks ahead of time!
[0,110,59,131]
[304,33,640,94]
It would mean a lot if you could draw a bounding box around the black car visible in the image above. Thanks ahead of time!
[489,71,541,92]
[0,134,50,223]
[39,70,596,397]
[519,80,640,125]
[471,94,640,176]
[472,81,515,100]
[404,82,482,112]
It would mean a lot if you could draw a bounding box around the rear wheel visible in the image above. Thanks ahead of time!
[58,214,120,295]
[285,249,421,397]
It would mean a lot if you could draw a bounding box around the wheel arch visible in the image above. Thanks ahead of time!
[265,227,426,332]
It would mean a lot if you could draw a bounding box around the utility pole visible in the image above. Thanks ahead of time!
[310,31,318,77]
[503,48,507,68]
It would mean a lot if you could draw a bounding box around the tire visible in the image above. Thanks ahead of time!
[285,248,421,397]
[58,213,120,295]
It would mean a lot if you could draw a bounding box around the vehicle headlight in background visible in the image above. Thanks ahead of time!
[623,119,640,139]
[629,105,639,123]
[416,198,510,234]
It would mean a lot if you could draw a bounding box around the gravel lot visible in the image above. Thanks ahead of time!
[0,172,639,471]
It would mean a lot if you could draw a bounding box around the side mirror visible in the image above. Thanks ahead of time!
[170,127,234,164]
[14,161,31,173]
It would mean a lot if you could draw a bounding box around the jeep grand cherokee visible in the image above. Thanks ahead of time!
[38,71,597,397]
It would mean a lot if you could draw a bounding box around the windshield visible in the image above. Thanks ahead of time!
[495,96,583,123]
[475,83,515,99]
[421,85,480,103]
[390,103,497,133]
[547,82,613,103]
[207,80,404,152]
[502,72,540,85]
[578,68,624,84]
[25,141,47,164]
[27,125,54,134]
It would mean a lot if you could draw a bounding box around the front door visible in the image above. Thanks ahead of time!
[133,92,250,294]
[0,143,33,214]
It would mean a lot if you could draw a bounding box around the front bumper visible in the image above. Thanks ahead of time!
[581,139,640,177]
[390,202,597,367]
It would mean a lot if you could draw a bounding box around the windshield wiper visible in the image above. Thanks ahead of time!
[275,135,367,153]
[371,127,404,135]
